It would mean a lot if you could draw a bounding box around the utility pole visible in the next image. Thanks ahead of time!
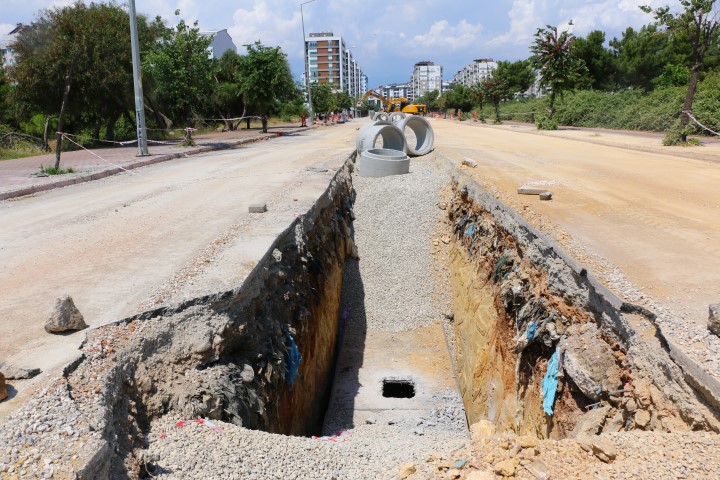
[301,0,316,121]
[128,0,149,156]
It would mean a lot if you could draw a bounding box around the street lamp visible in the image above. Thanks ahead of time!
[128,0,149,156]
[300,0,316,121]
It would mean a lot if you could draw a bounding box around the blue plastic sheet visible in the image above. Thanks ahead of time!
[526,322,538,340]
[542,350,560,416]
[284,329,302,387]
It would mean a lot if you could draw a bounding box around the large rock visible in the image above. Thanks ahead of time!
[0,371,7,402]
[45,295,87,333]
[570,405,611,438]
[1,365,41,380]
[561,323,622,400]
[708,304,720,337]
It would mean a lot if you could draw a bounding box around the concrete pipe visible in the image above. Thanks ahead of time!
[396,115,434,157]
[356,123,407,155]
[375,112,390,122]
[355,120,392,152]
[359,148,410,177]
[390,112,406,123]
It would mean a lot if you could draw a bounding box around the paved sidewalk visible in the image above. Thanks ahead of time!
[0,125,311,200]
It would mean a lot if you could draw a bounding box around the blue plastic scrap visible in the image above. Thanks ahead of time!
[284,329,302,387]
[526,322,538,340]
[542,350,560,416]
[464,223,475,237]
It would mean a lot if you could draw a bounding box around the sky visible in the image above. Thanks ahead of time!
[1,0,674,87]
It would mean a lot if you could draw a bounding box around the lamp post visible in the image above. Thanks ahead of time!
[128,0,149,156]
[300,0,316,121]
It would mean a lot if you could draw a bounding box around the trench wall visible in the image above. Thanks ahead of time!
[448,169,720,439]
[63,157,358,478]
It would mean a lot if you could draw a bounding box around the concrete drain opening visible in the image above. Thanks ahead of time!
[382,378,416,399]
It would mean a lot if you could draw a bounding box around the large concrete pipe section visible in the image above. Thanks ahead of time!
[358,148,410,177]
[396,116,434,157]
[390,112,406,123]
[356,122,407,155]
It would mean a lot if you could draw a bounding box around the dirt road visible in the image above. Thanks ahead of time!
[0,124,356,418]
[432,119,720,383]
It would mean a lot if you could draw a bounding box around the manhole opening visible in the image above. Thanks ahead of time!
[382,379,415,398]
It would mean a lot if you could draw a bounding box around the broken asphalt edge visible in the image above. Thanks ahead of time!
[450,164,720,417]
[0,127,313,202]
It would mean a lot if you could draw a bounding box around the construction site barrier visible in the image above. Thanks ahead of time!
[358,148,410,177]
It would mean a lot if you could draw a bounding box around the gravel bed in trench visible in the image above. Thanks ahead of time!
[137,153,467,479]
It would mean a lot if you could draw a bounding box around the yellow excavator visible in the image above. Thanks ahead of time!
[358,90,427,115]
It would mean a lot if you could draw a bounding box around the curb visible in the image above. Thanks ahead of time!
[0,129,303,202]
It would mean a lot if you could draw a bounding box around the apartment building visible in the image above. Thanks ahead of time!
[1,24,26,69]
[199,29,237,59]
[304,32,365,99]
[410,61,442,101]
[452,58,498,87]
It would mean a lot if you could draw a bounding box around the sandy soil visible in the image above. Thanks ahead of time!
[432,119,720,385]
[0,123,357,420]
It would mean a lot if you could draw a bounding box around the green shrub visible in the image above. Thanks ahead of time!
[40,165,75,175]
[535,114,557,130]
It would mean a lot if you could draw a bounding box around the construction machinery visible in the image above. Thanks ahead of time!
[358,90,427,115]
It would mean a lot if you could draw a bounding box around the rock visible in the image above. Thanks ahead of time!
[398,463,416,479]
[539,192,553,201]
[365,416,376,425]
[591,438,617,463]
[0,371,7,402]
[462,158,478,168]
[494,458,519,476]
[1,366,41,380]
[248,203,267,213]
[602,410,625,433]
[466,471,495,480]
[44,296,87,333]
[518,436,539,448]
[525,460,550,480]
[635,409,651,428]
[625,398,638,413]
[576,436,617,463]
[240,364,254,383]
[447,468,461,478]
[708,304,720,336]
[561,323,622,400]
[570,406,610,438]
[441,236,451,244]
[470,420,496,439]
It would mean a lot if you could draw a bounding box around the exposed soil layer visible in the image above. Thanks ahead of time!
[447,171,720,440]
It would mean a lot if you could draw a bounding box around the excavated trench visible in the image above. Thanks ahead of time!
[60,156,720,478]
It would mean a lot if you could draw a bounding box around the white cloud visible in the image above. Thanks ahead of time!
[228,1,301,56]
[490,0,540,47]
[412,19,483,51]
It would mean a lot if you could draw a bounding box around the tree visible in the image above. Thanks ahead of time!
[480,76,512,123]
[310,83,336,117]
[610,25,676,89]
[10,1,162,167]
[444,84,473,112]
[654,63,692,87]
[334,91,353,111]
[209,50,246,131]
[530,24,588,118]
[144,16,213,130]
[641,0,720,140]
[237,41,295,133]
[415,89,440,110]
[494,60,535,98]
[572,30,617,90]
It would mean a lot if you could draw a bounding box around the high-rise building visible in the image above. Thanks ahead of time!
[453,59,498,87]
[199,29,237,59]
[410,61,442,101]
[304,32,365,100]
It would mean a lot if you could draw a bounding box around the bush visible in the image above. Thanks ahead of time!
[535,114,557,130]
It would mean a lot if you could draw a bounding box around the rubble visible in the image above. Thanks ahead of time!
[44,295,87,333]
